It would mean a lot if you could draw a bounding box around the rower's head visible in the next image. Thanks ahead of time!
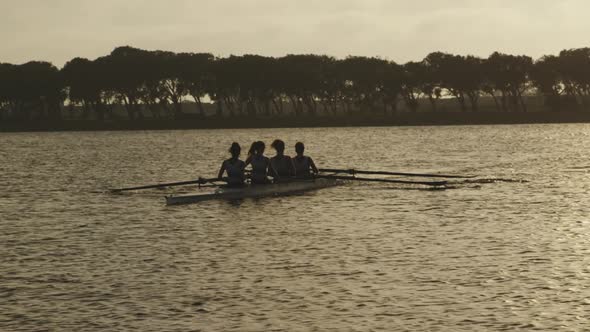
[271,139,285,155]
[248,141,257,156]
[256,141,266,155]
[295,142,305,155]
[229,142,241,158]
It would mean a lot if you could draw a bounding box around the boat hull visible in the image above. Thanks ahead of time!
[165,178,340,205]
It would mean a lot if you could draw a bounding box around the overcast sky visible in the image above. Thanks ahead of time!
[2,0,590,67]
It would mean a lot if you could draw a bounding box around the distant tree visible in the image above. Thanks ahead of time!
[315,57,345,115]
[136,52,168,119]
[62,57,110,120]
[101,46,152,120]
[529,55,565,110]
[400,62,423,112]
[231,54,277,117]
[0,63,16,120]
[424,53,484,112]
[253,55,282,117]
[278,54,331,116]
[156,51,193,119]
[451,55,485,111]
[2,61,64,120]
[178,53,214,117]
[557,48,590,107]
[421,53,444,111]
[63,57,92,118]
[338,56,393,114]
[207,56,243,117]
[483,52,532,111]
[381,62,404,114]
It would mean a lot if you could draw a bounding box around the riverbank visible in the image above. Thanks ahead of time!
[2,110,590,132]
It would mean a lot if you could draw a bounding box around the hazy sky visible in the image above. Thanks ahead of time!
[2,0,590,67]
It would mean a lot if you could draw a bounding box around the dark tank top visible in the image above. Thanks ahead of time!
[293,156,311,177]
[270,155,292,177]
[224,158,245,185]
[250,155,269,184]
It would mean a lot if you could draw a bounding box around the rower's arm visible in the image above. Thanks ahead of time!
[217,162,226,179]
[309,157,319,174]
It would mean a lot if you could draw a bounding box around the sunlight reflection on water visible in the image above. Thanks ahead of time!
[1,124,590,331]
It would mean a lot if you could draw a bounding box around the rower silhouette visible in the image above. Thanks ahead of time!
[217,142,246,186]
[245,141,272,184]
[293,142,318,178]
[270,139,295,181]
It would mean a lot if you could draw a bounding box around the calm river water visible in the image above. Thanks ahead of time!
[1,124,590,331]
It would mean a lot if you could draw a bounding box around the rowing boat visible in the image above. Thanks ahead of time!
[165,177,340,205]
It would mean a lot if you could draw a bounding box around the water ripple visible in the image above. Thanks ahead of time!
[1,124,590,331]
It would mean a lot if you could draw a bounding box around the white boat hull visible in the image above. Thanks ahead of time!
[165,178,340,205]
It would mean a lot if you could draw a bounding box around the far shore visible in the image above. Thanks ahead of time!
[1,111,590,133]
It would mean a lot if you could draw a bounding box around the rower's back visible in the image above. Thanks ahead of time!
[271,155,293,177]
[247,141,270,184]
[293,155,311,176]
[293,142,318,178]
[270,139,294,179]
[218,142,246,186]
[250,155,269,182]
[223,158,246,186]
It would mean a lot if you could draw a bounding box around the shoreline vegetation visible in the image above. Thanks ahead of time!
[2,46,590,132]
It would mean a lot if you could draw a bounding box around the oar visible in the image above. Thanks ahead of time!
[111,177,221,193]
[317,175,447,186]
[319,168,475,179]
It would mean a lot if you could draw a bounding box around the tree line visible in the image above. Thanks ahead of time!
[1,46,590,121]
